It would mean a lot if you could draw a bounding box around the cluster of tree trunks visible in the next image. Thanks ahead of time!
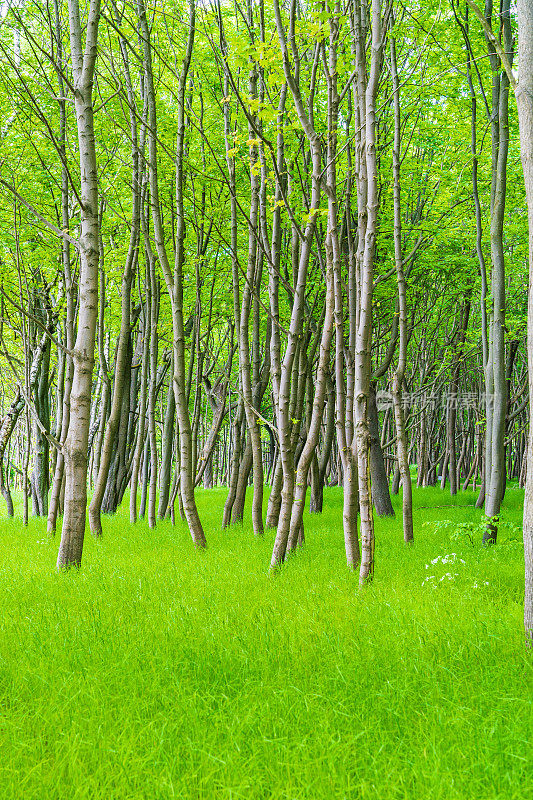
[0,0,531,643]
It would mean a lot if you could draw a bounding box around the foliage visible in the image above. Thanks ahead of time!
[425,514,523,547]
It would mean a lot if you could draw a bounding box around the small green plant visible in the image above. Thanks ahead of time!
[425,515,522,546]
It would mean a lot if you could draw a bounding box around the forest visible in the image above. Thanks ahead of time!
[0,0,532,796]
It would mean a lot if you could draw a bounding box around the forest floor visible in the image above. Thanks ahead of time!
[0,485,531,799]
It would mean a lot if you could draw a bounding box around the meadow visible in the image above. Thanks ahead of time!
[0,486,531,800]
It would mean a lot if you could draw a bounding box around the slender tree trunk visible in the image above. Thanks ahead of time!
[238,71,264,535]
[0,391,24,516]
[147,271,159,530]
[271,0,323,567]
[515,0,533,645]
[139,0,205,546]
[89,277,136,535]
[159,360,175,519]
[88,29,140,535]
[390,28,413,544]
[57,0,101,569]
[354,0,383,586]
[310,379,335,513]
[483,0,513,544]
[222,402,244,528]
[368,385,394,516]
[232,439,252,524]
[130,305,150,523]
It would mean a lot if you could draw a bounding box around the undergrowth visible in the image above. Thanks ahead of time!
[0,485,530,799]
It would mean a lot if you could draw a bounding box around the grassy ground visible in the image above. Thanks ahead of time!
[0,484,530,799]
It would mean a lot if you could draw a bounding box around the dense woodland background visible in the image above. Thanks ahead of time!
[0,0,532,644]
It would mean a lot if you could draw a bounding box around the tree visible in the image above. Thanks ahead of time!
[56,0,101,569]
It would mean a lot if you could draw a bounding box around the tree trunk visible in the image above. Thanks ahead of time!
[354,0,383,586]
[57,0,101,569]
[158,363,176,519]
[139,0,205,547]
[515,0,533,645]
[0,391,25,516]
[368,385,394,516]
[130,307,150,523]
[483,0,513,544]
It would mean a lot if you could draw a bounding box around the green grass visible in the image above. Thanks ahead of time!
[0,485,531,799]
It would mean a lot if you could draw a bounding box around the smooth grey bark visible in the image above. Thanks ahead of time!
[91,320,110,487]
[89,297,136,534]
[48,304,74,533]
[139,437,150,519]
[47,0,75,535]
[100,334,141,515]
[230,335,271,526]
[482,0,513,544]
[158,363,175,520]
[0,390,24,516]
[448,298,471,496]
[222,401,244,528]
[266,454,283,527]
[287,297,334,551]
[368,385,394,516]
[231,439,252,524]
[30,296,52,517]
[271,0,323,567]
[238,127,264,535]
[170,1,205,547]
[514,0,533,646]
[139,0,205,547]
[220,63,243,529]
[287,10,343,554]
[309,377,335,513]
[354,0,383,586]
[389,28,413,544]
[56,0,101,569]
[130,305,150,523]
[147,266,159,530]
[195,375,228,488]
[265,87,286,531]
[88,22,141,537]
